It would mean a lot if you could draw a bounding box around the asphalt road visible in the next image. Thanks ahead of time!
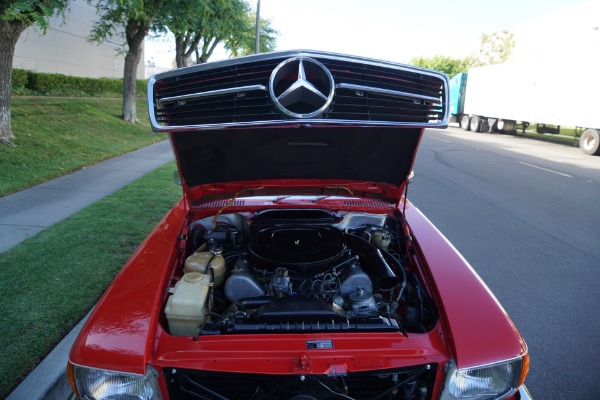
[410,126,600,400]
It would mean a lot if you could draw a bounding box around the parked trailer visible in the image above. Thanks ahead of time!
[449,63,600,156]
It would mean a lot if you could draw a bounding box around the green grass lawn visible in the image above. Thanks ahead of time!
[0,97,164,196]
[521,130,578,146]
[515,122,580,146]
[0,162,181,397]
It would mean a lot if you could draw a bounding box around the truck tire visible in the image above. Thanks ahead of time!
[579,129,600,155]
[469,116,482,132]
[460,115,471,131]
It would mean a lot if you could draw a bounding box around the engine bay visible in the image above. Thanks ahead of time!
[163,209,437,337]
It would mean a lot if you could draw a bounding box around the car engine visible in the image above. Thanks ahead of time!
[163,209,437,337]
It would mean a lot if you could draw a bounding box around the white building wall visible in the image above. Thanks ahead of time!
[14,0,144,79]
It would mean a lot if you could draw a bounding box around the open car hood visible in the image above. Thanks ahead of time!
[148,50,449,204]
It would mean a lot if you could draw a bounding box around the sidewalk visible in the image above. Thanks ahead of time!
[0,140,173,253]
[4,140,174,400]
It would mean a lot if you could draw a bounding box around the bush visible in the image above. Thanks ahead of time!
[12,69,28,91]
[11,69,147,97]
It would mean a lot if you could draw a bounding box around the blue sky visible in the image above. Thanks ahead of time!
[146,0,593,67]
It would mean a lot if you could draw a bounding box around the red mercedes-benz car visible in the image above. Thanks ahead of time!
[67,50,530,400]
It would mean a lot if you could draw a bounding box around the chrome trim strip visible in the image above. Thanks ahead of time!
[149,119,449,132]
[147,75,161,131]
[336,83,441,104]
[457,353,527,370]
[158,85,267,104]
[517,385,533,400]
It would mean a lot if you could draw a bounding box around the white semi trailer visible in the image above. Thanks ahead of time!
[449,0,600,155]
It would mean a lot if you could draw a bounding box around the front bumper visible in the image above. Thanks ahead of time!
[517,385,533,400]
[69,386,533,400]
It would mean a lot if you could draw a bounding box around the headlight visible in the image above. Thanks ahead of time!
[67,363,162,400]
[439,356,528,400]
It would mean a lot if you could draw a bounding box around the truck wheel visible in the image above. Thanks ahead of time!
[579,129,600,155]
[460,115,471,131]
[469,116,482,132]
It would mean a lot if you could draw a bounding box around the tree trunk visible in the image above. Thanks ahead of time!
[175,34,191,68]
[175,31,203,68]
[197,37,221,64]
[122,43,142,123]
[204,37,221,63]
[122,0,164,123]
[0,20,27,143]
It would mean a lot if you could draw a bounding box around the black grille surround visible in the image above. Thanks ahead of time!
[148,50,449,131]
[164,364,438,400]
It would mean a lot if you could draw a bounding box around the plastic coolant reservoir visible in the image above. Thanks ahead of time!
[184,250,226,286]
[164,272,211,336]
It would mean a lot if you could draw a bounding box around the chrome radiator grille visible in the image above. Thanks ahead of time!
[148,50,449,131]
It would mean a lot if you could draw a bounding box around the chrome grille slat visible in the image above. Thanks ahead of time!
[335,83,440,103]
[158,85,267,104]
[154,61,277,99]
[148,50,449,131]
[330,89,443,122]
[155,92,275,125]
[323,61,443,96]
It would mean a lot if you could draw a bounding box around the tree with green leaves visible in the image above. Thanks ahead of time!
[472,30,515,66]
[225,12,278,58]
[89,0,165,123]
[192,0,248,64]
[411,55,473,77]
[152,0,212,68]
[411,30,515,77]
[154,0,278,68]
[0,0,69,144]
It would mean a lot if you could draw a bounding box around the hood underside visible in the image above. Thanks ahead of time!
[171,125,421,200]
[148,50,449,202]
